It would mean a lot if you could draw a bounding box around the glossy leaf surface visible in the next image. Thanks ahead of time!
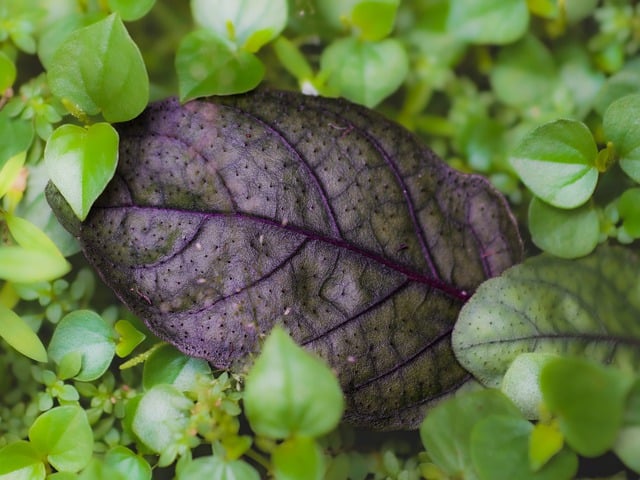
[46,90,522,429]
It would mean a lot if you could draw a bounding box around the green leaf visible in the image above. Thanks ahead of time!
[114,319,146,357]
[510,119,598,208]
[4,213,67,259]
[603,93,640,183]
[0,246,70,283]
[243,326,344,439]
[78,458,125,480]
[529,422,564,471]
[470,415,577,480]
[453,247,640,388]
[594,65,640,116]
[0,112,33,169]
[131,384,192,455]
[142,344,211,392]
[500,352,559,420]
[272,37,313,81]
[272,437,325,480]
[29,406,93,473]
[320,37,408,107]
[48,310,117,381]
[617,188,640,238]
[175,29,265,101]
[44,123,119,221]
[177,456,260,480]
[103,446,152,480]
[447,0,529,45]
[0,150,26,198]
[527,197,599,258]
[613,426,640,473]
[0,441,46,480]
[0,50,16,90]
[540,357,634,457]
[190,0,287,52]
[0,303,48,362]
[47,13,149,122]
[351,1,400,41]
[108,0,156,21]
[57,351,82,380]
[419,389,522,479]
[490,35,556,109]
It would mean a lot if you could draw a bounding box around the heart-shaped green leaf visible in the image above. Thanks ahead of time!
[114,319,146,357]
[45,122,118,221]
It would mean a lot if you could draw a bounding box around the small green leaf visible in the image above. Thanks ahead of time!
[142,344,211,391]
[177,456,260,480]
[529,422,564,471]
[351,1,400,41]
[447,0,529,45]
[320,37,408,107]
[57,351,83,380]
[48,310,117,381]
[131,384,192,455]
[244,326,344,439]
[175,29,265,101]
[0,441,46,480]
[0,303,48,362]
[0,150,26,198]
[47,13,149,122]
[453,247,640,388]
[272,37,313,82]
[4,213,67,259]
[44,123,119,221]
[0,51,16,91]
[540,357,634,457]
[190,0,287,52]
[108,0,156,21]
[114,319,146,357]
[419,389,523,478]
[0,246,70,283]
[29,406,93,473]
[501,352,560,420]
[272,437,325,480]
[510,119,598,208]
[528,197,599,258]
[617,188,640,238]
[470,415,577,480]
[603,93,640,183]
[104,446,152,480]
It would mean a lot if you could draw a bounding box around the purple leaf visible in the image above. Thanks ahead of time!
[46,90,522,429]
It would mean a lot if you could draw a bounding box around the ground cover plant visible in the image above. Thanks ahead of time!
[2,0,640,478]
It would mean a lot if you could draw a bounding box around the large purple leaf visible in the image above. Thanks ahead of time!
[46,90,523,429]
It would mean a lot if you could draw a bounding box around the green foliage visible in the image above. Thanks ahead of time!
[4,0,640,478]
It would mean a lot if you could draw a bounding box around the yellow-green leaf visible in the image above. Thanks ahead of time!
[0,303,48,362]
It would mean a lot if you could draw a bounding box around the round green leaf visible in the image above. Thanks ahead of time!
[243,327,344,439]
[528,197,599,258]
[0,304,47,362]
[618,188,640,238]
[453,247,640,388]
[273,437,325,480]
[175,29,265,101]
[490,35,556,109]
[29,406,93,473]
[47,13,149,122]
[510,119,598,208]
[0,50,16,91]
[0,246,70,283]
[44,122,119,221]
[419,389,523,478]
[447,0,529,45]
[540,357,634,457]
[177,456,260,480]
[320,37,408,108]
[0,440,46,480]
[501,352,560,420]
[131,384,192,454]
[142,344,211,391]
[603,93,640,183]
[0,111,34,169]
[48,310,117,381]
[104,446,152,480]
[351,0,400,41]
[190,0,287,52]
[108,0,156,21]
[470,415,577,480]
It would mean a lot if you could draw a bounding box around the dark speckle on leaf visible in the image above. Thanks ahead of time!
[46,90,523,430]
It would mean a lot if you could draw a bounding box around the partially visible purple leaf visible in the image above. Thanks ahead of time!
[46,90,522,429]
